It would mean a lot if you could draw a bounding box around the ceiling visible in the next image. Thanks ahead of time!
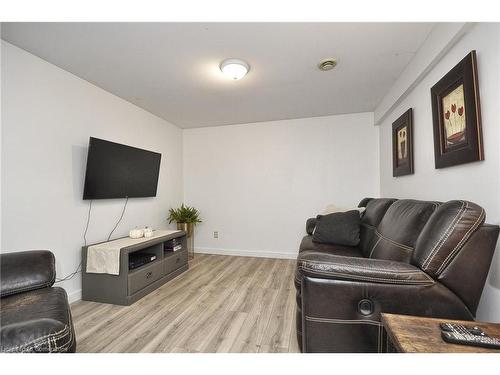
[1,23,435,128]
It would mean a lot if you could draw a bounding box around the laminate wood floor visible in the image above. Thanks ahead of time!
[71,254,300,353]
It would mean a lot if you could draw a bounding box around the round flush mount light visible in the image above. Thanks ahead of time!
[318,58,337,71]
[219,58,250,80]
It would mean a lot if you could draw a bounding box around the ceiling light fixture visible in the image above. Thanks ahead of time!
[318,58,337,71]
[219,58,250,80]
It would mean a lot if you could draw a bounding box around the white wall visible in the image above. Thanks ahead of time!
[378,23,500,322]
[0,30,3,249]
[184,113,379,258]
[1,41,183,302]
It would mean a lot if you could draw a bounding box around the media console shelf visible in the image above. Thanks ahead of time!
[82,231,188,305]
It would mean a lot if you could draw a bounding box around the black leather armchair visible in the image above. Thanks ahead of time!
[0,250,76,352]
[295,198,499,352]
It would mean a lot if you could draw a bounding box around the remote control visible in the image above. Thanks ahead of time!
[440,323,486,336]
[440,323,500,350]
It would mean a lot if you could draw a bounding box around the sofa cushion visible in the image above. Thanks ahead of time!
[306,207,365,236]
[412,200,485,278]
[299,236,363,257]
[312,210,361,246]
[358,198,397,256]
[0,287,75,352]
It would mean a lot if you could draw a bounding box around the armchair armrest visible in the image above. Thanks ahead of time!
[297,251,434,285]
[306,218,317,235]
[0,250,56,297]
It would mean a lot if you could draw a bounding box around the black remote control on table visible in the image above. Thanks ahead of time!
[440,323,500,350]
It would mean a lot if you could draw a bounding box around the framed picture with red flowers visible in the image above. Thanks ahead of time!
[392,108,414,177]
[431,50,484,168]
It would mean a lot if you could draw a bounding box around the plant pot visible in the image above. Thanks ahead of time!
[177,222,194,238]
[177,222,195,260]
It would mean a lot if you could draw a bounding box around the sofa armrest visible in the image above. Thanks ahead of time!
[0,250,56,297]
[306,218,317,235]
[297,252,473,352]
[300,266,473,352]
[297,251,433,285]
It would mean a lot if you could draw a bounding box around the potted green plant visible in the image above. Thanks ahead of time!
[167,204,202,238]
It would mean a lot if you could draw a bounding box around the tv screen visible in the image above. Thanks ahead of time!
[83,137,161,200]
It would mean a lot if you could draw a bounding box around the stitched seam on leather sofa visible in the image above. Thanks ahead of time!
[298,266,434,284]
[0,278,55,298]
[421,201,466,270]
[14,318,73,353]
[47,327,71,353]
[305,316,381,326]
[368,236,383,258]
[360,222,375,229]
[425,201,469,270]
[301,267,434,284]
[299,259,424,274]
[422,201,466,269]
[53,302,74,353]
[5,325,68,350]
[304,316,383,353]
[55,306,74,352]
[374,230,413,251]
[437,208,485,273]
[5,325,70,352]
[35,326,72,353]
[436,208,485,275]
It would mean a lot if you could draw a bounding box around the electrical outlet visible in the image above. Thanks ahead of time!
[213,231,219,239]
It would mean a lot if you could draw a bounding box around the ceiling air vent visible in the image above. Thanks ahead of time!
[318,58,337,71]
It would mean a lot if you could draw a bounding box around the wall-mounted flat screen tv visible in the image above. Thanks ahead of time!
[83,137,161,200]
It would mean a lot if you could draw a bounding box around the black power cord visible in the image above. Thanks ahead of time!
[107,197,129,241]
[55,197,129,283]
[83,200,93,247]
[55,200,93,283]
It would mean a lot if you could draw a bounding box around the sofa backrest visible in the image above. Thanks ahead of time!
[373,199,440,262]
[411,200,485,278]
[362,199,440,262]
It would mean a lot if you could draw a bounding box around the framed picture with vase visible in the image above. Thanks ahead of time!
[431,50,484,169]
[392,108,414,177]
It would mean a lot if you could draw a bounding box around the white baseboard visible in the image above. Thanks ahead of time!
[195,247,297,260]
[67,289,82,304]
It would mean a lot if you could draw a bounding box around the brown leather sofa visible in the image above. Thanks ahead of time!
[0,250,76,352]
[295,198,499,352]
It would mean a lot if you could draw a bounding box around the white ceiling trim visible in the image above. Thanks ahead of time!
[374,22,473,125]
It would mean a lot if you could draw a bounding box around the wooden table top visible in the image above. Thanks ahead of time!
[381,313,500,353]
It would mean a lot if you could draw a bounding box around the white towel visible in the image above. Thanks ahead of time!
[86,230,181,275]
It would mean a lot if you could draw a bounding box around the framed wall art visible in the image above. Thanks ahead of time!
[431,50,484,169]
[392,108,414,177]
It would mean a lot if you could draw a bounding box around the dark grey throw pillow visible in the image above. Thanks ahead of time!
[312,210,360,246]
